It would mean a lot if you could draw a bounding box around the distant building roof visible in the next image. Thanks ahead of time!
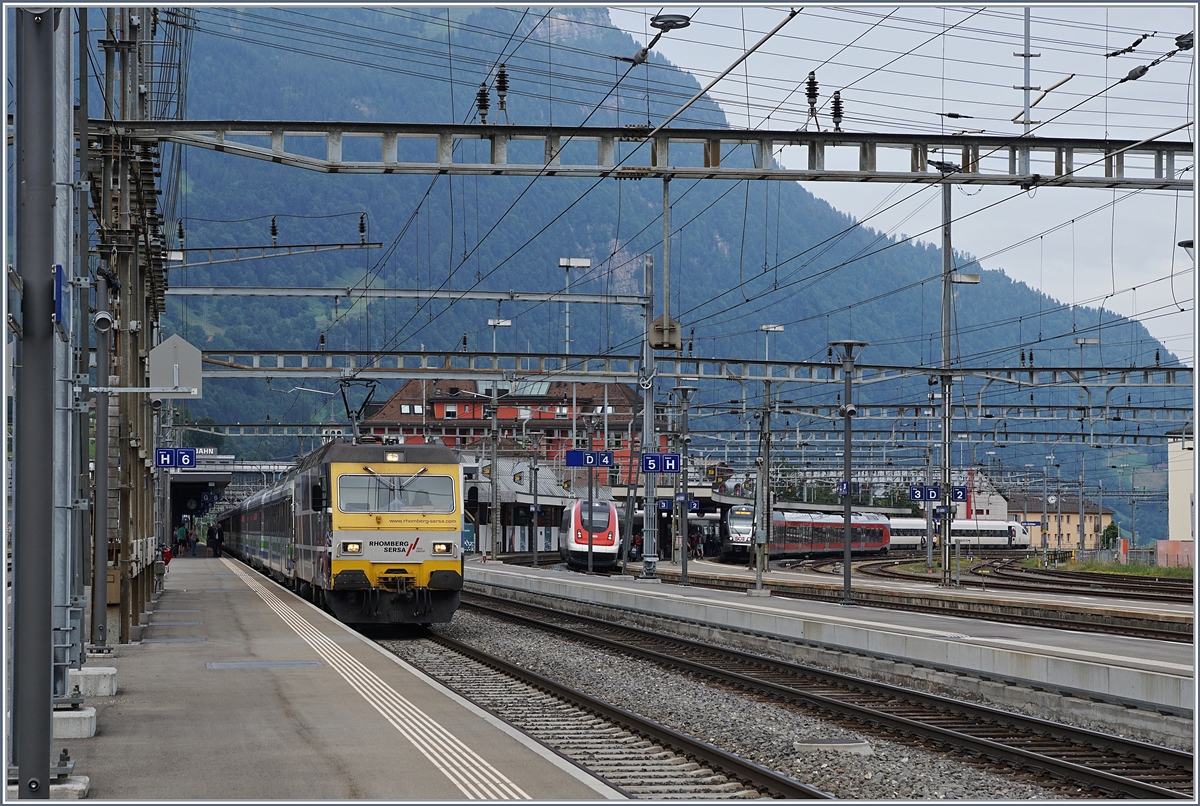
[1003,492,1112,515]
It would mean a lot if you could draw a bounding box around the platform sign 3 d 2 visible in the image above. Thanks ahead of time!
[566,450,614,467]
[155,447,197,468]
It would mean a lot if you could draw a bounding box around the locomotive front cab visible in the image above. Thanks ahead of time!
[722,506,755,560]
[326,449,463,624]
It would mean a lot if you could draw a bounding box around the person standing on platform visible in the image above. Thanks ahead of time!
[175,523,186,558]
[212,523,224,558]
[206,523,217,557]
[189,524,198,557]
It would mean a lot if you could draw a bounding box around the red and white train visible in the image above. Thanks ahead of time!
[558,499,621,570]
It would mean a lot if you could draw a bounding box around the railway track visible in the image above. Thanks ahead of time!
[383,634,830,799]
[462,591,1193,799]
[850,558,1193,604]
[663,562,1192,644]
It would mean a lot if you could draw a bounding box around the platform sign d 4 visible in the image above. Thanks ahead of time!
[566,450,614,467]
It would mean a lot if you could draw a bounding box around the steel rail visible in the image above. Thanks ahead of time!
[463,594,1192,799]
[427,633,832,800]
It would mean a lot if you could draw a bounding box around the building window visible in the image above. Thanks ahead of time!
[444,404,457,419]
[401,404,411,414]
[461,404,472,417]
[413,405,423,415]
[555,406,569,419]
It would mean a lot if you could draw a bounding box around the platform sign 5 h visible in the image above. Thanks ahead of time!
[155,447,197,468]
[641,453,681,473]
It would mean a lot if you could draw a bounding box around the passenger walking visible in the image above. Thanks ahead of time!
[175,523,186,558]
[189,525,198,557]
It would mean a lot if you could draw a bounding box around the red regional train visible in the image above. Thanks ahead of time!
[719,508,890,562]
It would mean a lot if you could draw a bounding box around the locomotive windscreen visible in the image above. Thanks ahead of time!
[338,474,456,513]
[728,508,754,535]
[581,502,611,530]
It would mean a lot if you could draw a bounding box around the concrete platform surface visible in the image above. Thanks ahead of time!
[71,556,622,800]
[467,560,1194,715]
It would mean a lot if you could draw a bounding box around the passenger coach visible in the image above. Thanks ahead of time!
[219,439,464,625]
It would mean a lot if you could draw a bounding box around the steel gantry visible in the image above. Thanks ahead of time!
[105,120,1192,191]
[198,348,1192,389]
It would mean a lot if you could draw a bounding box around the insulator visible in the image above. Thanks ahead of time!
[1020,349,1025,366]
[831,91,844,132]
[177,220,185,243]
[359,213,366,244]
[270,215,278,246]
[827,345,833,361]
[318,332,326,351]
[496,64,509,109]
[1028,350,1033,366]
[1155,348,1160,365]
[475,82,490,124]
[805,72,819,109]
[462,333,468,351]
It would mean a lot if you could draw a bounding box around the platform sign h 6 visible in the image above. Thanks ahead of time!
[155,447,196,468]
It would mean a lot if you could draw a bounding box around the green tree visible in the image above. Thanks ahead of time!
[1102,521,1120,549]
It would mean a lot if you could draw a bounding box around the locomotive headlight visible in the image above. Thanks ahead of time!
[342,541,363,555]
[432,542,452,554]
[385,452,400,462]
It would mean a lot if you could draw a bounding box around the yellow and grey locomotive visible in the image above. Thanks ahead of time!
[220,440,464,625]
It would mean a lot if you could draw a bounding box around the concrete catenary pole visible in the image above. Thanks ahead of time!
[940,181,954,585]
[640,256,658,580]
[753,381,771,591]
[14,7,57,797]
[489,382,500,560]
[842,358,854,602]
[586,418,596,575]
[52,8,80,701]
[530,432,540,567]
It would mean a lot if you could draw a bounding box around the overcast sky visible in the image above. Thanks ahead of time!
[609,4,1196,365]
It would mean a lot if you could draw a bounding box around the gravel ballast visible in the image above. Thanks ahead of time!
[383,611,1074,799]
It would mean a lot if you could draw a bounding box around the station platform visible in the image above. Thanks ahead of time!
[653,559,1193,637]
[465,557,1194,746]
[66,556,622,801]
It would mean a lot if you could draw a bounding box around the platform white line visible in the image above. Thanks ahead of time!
[225,560,530,800]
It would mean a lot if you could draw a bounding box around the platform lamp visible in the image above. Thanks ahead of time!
[1179,239,1194,262]
[761,324,784,362]
[830,339,868,605]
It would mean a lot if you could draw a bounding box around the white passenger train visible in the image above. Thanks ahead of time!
[888,517,1030,550]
